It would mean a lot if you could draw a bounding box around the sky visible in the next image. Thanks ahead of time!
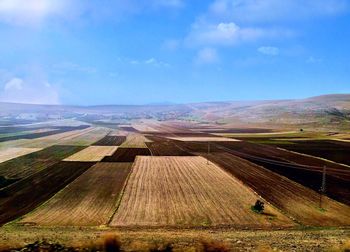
[0,0,349,105]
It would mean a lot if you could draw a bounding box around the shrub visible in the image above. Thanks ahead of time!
[252,200,264,213]
[201,240,230,252]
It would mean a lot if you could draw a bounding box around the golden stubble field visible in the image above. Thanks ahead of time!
[63,146,118,162]
[111,156,294,227]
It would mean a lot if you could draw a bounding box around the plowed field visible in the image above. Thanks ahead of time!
[0,161,93,225]
[20,162,132,226]
[111,156,294,227]
[102,148,151,162]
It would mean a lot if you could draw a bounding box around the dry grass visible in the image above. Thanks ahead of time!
[119,133,151,148]
[0,147,42,163]
[111,156,293,227]
[64,146,118,162]
[166,137,240,142]
[20,162,132,226]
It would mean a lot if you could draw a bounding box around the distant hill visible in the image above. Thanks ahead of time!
[0,94,349,130]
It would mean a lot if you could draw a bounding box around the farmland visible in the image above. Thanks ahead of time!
[20,162,132,226]
[0,161,94,225]
[102,147,151,162]
[63,146,118,162]
[0,113,349,250]
[92,135,126,146]
[0,147,42,164]
[119,133,151,148]
[0,145,86,180]
[111,156,294,227]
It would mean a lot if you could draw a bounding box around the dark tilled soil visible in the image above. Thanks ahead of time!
[102,148,151,162]
[0,161,94,226]
[0,145,87,180]
[92,136,126,146]
[0,125,90,142]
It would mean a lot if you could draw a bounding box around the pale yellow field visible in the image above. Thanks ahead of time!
[64,146,118,162]
[111,156,294,227]
[0,127,97,149]
[119,133,151,148]
[166,137,240,142]
[0,147,43,163]
[60,127,110,146]
[132,123,159,132]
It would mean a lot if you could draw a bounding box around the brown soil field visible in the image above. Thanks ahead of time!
[63,146,118,162]
[0,147,42,163]
[146,136,194,156]
[0,127,96,150]
[0,161,94,226]
[214,141,350,206]
[0,125,89,143]
[92,136,126,146]
[20,162,132,226]
[199,151,350,226]
[0,145,86,179]
[119,133,151,148]
[118,126,138,132]
[167,136,240,142]
[111,156,294,228]
[102,147,151,162]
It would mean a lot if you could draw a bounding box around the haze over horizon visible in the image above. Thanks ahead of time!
[0,0,350,105]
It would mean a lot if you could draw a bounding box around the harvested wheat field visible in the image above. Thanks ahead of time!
[20,162,132,226]
[60,127,110,146]
[63,146,118,162]
[0,147,42,164]
[167,136,240,142]
[111,156,294,227]
[119,133,151,148]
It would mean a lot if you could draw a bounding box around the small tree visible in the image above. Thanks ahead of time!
[252,200,264,213]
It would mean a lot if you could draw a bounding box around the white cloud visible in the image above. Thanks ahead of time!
[162,39,181,51]
[0,0,185,27]
[307,56,323,63]
[258,46,279,56]
[4,78,23,91]
[153,0,184,8]
[195,48,219,64]
[0,0,71,26]
[53,62,97,74]
[186,21,287,47]
[1,75,60,105]
[209,0,348,23]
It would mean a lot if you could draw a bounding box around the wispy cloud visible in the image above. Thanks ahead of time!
[0,0,185,27]
[186,20,291,47]
[209,0,348,23]
[195,48,219,64]
[53,62,97,74]
[307,56,323,63]
[119,57,170,67]
[0,66,60,105]
[258,46,279,56]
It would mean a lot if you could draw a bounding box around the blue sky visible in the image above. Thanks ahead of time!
[0,0,349,105]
